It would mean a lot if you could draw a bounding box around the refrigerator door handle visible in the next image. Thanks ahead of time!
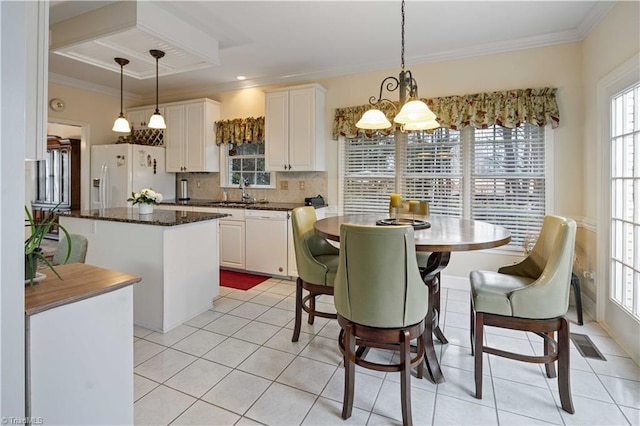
[100,164,108,210]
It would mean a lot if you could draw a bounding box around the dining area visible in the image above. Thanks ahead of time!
[290,194,580,425]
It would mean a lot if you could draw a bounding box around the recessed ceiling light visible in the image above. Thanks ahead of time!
[236,75,247,81]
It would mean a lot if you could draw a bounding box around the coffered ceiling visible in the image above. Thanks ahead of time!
[48,1,615,102]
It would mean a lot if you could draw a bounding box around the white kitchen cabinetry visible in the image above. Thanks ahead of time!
[165,99,220,172]
[127,106,164,130]
[265,84,326,171]
[191,206,245,270]
[287,207,327,277]
[155,204,193,212]
[245,210,288,276]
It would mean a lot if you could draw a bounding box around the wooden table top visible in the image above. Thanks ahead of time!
[314,214,512,252]
[25,263,141,316]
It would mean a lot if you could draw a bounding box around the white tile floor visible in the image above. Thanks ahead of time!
[133,278,640,425]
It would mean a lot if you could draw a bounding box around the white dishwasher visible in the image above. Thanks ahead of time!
[245,209,289,276]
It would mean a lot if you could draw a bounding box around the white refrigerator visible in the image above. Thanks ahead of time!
[91,144,175,209]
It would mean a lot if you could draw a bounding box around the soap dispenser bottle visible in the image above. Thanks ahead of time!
[221,189,228,201]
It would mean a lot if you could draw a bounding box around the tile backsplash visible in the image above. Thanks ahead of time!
[177,172,327,204]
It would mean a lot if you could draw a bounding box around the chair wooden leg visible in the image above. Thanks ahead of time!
[400,329,413,426]
[558,318,574,414]
[470,298,475,355]
[474,312,484,399]
[308,294,316,325]
[544,331,557,378]
[292,278,303,342]
[416,333,424,380]
[342,323,355,420]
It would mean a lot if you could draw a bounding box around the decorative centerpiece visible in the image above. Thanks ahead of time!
[24,205,71,286]
[127,188,163,214]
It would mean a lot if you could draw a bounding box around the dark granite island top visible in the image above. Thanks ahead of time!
[161,199,327,212]
[62,207,228,226]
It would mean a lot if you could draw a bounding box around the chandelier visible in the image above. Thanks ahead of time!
[356,0,439,131]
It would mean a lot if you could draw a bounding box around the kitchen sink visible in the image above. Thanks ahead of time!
[214,201,256,207]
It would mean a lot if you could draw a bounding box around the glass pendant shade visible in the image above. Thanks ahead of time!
[393,100,437,124]
[356,109,392,130]
[148,112,166,129]
[402,119,440,131]
[112,115,130,132]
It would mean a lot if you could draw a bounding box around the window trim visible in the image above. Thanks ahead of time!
[218,144,276,189]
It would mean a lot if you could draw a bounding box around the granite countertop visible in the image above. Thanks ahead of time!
[62,207,228,226]
[162,199,327,212]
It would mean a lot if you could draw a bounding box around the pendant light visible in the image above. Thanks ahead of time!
[148,49,166,129]
[112,57,131,132]
[356,0,439,131]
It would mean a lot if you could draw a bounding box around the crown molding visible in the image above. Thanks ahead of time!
[577,1,617,39]
[48,72,143,103]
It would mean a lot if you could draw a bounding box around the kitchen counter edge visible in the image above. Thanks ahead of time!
[162,200,328,212]
[61,207,228,226]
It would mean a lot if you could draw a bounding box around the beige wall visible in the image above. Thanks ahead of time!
[580,2,640,309]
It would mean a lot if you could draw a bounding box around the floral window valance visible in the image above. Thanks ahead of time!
[332,87,559,139]
[215,116,265,145]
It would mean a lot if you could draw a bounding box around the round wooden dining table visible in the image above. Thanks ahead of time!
[314,214,511,383]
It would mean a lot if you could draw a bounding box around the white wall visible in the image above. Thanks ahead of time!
[1,1,28,418]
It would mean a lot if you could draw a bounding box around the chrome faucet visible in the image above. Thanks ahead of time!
[240,178,251,202]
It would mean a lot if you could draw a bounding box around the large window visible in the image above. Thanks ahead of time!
[342,123,547,249]
[610,82,639,319]
[223,143,273,188]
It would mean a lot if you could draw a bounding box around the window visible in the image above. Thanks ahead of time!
[610,82,639,318]
[342,123,548,249]
[223,143,273,188]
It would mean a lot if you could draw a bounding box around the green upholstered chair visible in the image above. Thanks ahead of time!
[469,215,576,414]
[334,224,428,426]
[52,234,88,265]
[290,206,340,342]
[388,200,431,268]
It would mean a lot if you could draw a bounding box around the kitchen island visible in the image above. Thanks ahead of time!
[60,207,227,332]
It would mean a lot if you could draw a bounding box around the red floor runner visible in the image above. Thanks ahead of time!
[220,269,269,290]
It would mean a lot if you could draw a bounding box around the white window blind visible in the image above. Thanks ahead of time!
[610,83,639,318]
[471,125,546,247]
[343,124,547,249]
[402,128,463,216]
[343,135,396,214]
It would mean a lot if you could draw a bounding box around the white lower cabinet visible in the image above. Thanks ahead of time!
[245,210,288,276]
[218,208,245,269]
[190,207,245,270]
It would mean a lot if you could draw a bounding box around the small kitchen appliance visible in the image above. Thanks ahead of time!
[179,179,190,201]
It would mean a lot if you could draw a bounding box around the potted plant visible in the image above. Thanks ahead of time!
[24,205,71,286]
[127,188,163,214]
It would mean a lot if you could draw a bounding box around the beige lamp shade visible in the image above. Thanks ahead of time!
[356,109,392,130]
[393,100,438,125]
[112,116,131,132]
[148,112,166,129]
[402,118,440,131]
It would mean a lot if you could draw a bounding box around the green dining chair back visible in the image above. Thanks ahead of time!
[290,206,339,342]
[469,214,577,414]
[53,234,88,265]
[334,223,428,426]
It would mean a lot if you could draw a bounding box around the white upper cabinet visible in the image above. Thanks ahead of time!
[128,98,220,173]
[126,106,164,131]
[165,99,220,172]
[265,84,326,172]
